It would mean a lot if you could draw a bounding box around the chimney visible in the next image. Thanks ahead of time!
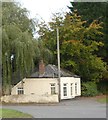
[39,60,45,77]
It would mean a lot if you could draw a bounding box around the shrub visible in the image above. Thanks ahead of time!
[97,80,108,94]
[81,82,99,97]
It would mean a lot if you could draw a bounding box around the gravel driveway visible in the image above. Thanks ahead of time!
[1,97,106,118]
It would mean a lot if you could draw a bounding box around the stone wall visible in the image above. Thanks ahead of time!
[1,94,59,103]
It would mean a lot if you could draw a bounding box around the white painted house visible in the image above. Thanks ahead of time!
[8,61,81,103]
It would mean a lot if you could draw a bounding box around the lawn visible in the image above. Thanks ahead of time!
[0,108,33,118]
[97,97,108,103]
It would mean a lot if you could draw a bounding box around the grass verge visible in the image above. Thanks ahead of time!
[97,97,108,103]
[0,108,33,118]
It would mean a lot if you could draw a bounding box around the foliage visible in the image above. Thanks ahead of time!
[61,40,106,82]
[97,80,108,94]
[37,11,107,82]
[69,2,108,63]
[69,2,108,95]
[37,12,65,64]
[81,82,99,97]
[2,2,35,34]
[2,2,38,95]
[2,2,53,95]
[37,40,53,64]
[68,2,106,25]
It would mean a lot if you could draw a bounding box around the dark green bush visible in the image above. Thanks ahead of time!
[97,80,108,94]
[81,82,99,97]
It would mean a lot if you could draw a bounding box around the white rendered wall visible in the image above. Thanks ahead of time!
[60,77,81,100]
[11,77,81,101]
[11,78,58,96]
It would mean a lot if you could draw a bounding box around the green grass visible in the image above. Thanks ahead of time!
[97,97,108,103]
[0,108,33,118]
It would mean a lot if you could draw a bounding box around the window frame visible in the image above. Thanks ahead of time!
[50,83,56,95]
[75,83,77,95]
[63,83,67,96]
[70,83,73,96]
[17,87,24,95]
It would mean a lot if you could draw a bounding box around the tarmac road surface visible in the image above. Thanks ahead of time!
[1,97,107,118]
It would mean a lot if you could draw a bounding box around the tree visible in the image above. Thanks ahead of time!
[68,2,106,25]
[68,2,108,62]
[2,2,53,95]
[37,11,107,82]
[2,2,35,35]
[37,40,53,64]
[61,40,106,82]
[2,2,38,95]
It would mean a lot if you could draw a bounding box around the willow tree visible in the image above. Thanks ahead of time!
[2,2,38,95]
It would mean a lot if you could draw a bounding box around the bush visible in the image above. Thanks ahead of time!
[81,82,99,97]
[97,80,108,94]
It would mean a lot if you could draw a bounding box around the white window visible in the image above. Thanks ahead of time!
[70,83,73,96]
[63,83,67,96]
[75,83,77,95]
[50,83,56,95]
[17,87,24,95]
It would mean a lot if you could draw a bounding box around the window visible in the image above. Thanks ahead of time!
[17,87,24,95]
[70,83,73,96]
[50,83,56,95]
[63,83,67,96]
[75,83,77,95]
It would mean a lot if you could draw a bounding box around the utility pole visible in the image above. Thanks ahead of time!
[57,28,61,102]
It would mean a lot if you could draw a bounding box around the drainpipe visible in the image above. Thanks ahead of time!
[57,28,61,102]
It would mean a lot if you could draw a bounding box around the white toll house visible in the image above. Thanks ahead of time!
[3,60,81,103]
[1,29,81,103]
[1,61,81,103]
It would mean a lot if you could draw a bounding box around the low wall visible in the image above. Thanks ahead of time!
[1,94,59,103]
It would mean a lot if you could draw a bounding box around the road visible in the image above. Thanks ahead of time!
[1,97,106,118]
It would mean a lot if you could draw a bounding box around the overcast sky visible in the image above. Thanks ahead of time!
[17,0,72,22]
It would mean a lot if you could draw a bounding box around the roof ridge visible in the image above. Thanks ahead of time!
[47,64,56,73]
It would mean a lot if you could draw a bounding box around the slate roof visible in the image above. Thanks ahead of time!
[30,64,79,78]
